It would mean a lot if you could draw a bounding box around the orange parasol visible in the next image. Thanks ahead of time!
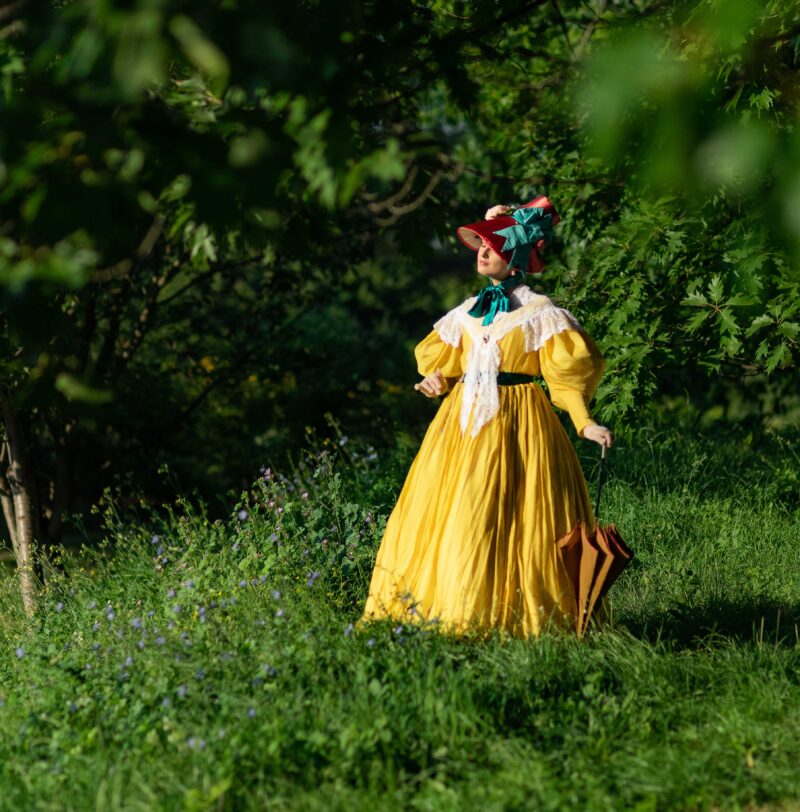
[556,444,634,637]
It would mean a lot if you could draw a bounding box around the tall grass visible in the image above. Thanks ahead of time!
[1,421,799,811]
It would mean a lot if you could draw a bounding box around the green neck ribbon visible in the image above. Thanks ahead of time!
[467,272,526,326]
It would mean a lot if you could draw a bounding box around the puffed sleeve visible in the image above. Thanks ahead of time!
[414,329,463,393]
[538,328,605,437]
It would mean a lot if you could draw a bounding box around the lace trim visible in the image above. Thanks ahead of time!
[430,287,584,438]
[433,296,476,347]
[521,305,582,352]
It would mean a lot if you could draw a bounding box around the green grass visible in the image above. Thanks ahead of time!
[1,422,799,811]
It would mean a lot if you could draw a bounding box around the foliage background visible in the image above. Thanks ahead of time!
[1,0,799,533]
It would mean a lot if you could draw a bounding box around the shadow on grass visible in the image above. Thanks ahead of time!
[615,599,800,650]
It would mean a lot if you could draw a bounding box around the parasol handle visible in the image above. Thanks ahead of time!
[594,443,607,522]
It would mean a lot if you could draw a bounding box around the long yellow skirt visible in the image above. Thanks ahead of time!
[359,380,598,639]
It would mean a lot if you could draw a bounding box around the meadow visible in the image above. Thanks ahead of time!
[1,421,799,812]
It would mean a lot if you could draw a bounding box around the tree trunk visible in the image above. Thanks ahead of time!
[1,388,37,616]
[0,443,19,552]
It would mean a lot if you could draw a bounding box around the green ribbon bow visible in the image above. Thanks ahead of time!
[491,207,555,272]
[467,272,526,326]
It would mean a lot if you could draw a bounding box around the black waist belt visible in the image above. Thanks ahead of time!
[462,372,536,386]
[497,372,536,385]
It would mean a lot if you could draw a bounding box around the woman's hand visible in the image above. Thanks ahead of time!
[583,424,614,448]
[414,371,446,398]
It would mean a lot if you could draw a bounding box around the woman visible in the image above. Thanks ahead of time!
[359,198,613,639]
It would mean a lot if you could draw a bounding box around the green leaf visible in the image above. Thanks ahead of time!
[776,321,799,339]
[55,373,114,404]
[716,307,739,336]
[707,275,724,304]
[681,292,708,307]
[746,314,773,336]
[169,15,230,95]
[764,341,788,373]
[685,309,711,333]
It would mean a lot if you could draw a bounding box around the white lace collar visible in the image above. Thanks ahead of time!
[431,285,582,437]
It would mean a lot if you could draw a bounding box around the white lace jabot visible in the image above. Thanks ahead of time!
[432,286,582,437]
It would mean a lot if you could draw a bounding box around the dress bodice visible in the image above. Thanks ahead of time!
[414,287,605,438]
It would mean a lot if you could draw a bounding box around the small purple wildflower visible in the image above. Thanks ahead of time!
[176,685,188,698]
[367,638,376,647]
[137,640,145,650]
[231,542,240,552]
[239,579,247,588]
[269,533,278,543]
[131,617,142,629]
[156,636,166,646]
[172,605,181,614]
[167,588,176,598]
[237,509,249,521]
[271,589,281,601]
[306,571,320,587]
[88,600,97,610]
[124,656,133,667]
[56,602,64,613]
[14,647,24,659]
[151,535,160,546]
[275,608,284,619]
[343,623,354,637]
[195,668,206,681]
[162,697,171,708]
[92,621,101,632]
[247,707,256,719]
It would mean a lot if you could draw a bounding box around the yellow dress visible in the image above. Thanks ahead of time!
[359,287,605,639]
